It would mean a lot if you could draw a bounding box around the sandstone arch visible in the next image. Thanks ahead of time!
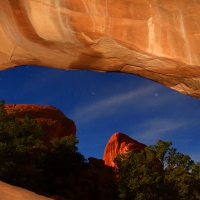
[1,1,200,198]
[1,0,200,99]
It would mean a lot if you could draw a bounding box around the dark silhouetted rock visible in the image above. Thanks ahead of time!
[88,157,105,168]
[51,195,68,200]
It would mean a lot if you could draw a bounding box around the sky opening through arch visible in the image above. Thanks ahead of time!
[0,66,200,162]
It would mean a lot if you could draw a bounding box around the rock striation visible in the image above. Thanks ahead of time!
[103,132,146,167]
[0,0,200,98]
[4,104,76,144]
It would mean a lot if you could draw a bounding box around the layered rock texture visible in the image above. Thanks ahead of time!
[103,132,146,167]
[0,0,200,98]
[4,104,76,144]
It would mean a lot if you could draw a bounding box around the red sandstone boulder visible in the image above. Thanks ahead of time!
[103,132,146,167]
[4,104,76,145]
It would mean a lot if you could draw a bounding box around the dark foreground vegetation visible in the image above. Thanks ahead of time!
[0,100,200,200]
[114,140,200,200]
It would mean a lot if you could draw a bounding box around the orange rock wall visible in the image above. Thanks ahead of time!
[103,132,146,167]
[0,1,200,98]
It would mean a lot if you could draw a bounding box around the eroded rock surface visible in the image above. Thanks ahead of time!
[103,132,146,167]
[4,104,76,144]
[0,0,200,98]
[0,181,51,200]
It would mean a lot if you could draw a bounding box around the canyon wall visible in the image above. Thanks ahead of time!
[0,0,200,98]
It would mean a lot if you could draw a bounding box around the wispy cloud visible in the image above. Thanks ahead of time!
[70,84,162,125]
[130,118,189,144]
[69,82,183,127]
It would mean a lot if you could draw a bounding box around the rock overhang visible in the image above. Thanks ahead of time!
[1,0,200,99]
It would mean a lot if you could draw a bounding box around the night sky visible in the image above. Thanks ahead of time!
[0,66,200,162]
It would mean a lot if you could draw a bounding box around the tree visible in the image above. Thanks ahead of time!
[0,100,46,185]
[114,140,200,200]
[37,135,86,193]
[0,100,86,195]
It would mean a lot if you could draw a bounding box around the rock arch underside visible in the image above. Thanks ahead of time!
[0,0,200,199]
[1,0,200,99]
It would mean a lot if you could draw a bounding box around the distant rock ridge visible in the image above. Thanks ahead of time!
[103,132,146,167]
[4,104,76,145]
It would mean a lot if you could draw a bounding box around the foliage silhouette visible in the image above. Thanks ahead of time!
[114,140,200,200]
[1,99,200,199]
[0,100,117,200]
[0,100,46,186]
[0,100,86,195]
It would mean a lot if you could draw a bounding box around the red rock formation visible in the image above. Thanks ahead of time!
[0,1,200,98]
[103,132,146,167]
[4,104,76,145]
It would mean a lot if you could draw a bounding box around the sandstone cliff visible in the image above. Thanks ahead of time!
[0,1,200,98]
[4,104,76,144]
[103,132,146,167]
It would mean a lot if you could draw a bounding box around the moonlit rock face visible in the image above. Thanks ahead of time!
[103,132,146,167]
[0,0,200,98]
[0,181,51,200]
[1,104,76,199]
[4,104,76,145]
